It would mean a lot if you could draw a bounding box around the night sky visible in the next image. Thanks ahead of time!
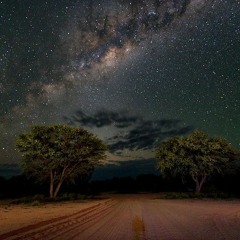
[0,0,239,177]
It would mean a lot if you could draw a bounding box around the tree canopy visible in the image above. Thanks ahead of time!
[156,130,238,193]
[16,125,107,198]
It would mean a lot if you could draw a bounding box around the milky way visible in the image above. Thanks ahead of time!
[0,0,239,173]
[64,0,192,73]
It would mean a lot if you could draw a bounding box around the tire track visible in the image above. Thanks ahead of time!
[67,201,125,240]
[51,201,121,240]
[0,200,115,240]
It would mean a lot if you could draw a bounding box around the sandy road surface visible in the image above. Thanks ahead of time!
[1,194,240,240]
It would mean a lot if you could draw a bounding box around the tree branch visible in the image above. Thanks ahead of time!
[192,175,197,182]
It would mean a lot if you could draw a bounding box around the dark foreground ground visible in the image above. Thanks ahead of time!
[1,194,240,240]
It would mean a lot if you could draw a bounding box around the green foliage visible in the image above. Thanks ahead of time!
[30,200,42,206]
[163,192,190,199]
[161,192,232,199]
[16,125,107,198]
[9,195,44,205]
[8,193,88,205]
[57,193,87,201]
[156,130,238,192]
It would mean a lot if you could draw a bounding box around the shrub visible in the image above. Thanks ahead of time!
[31,200,41,206]
[162,192,232,199]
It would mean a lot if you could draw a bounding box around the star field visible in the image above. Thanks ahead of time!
[0,0,239,169]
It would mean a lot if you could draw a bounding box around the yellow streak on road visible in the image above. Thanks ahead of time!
[133,216,145,240]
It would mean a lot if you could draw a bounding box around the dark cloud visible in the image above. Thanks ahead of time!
[108,119,192,152]
[65,109,193,153]
[64,109,141,128]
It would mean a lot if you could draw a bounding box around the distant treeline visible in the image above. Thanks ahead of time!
[1,172,240,199]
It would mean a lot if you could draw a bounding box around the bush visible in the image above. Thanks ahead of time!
[9,195,46,205]
[32,194,45,202]
[57,193,87,201]
[8,193,89,205]
[31,200,41,206]
[163,192,190,199]
[204,192,230,199]
[162,192,233,199]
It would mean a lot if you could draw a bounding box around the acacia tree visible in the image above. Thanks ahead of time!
[16,125,107,198]
[156,130,238,193]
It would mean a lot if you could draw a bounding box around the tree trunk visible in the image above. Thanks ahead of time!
[49,165,72,199]
[53,180,63,199]
[192,175,207,193]
[49,170,54,199]
[195,180,201,193]
[52,166,69,198]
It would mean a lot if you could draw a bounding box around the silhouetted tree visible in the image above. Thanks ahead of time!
[156,130,238,193]
[16,125,107,198]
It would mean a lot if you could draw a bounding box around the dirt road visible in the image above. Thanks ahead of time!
[1,194,240,240]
